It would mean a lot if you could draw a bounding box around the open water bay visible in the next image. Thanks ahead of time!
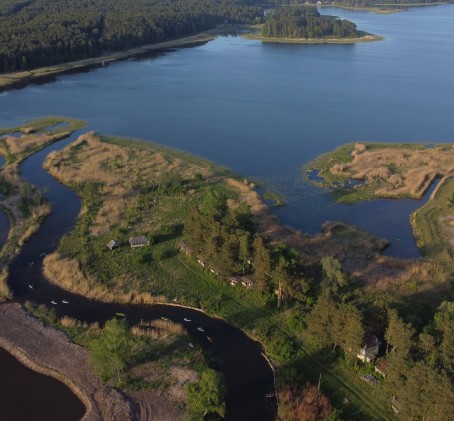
[1,5,454,257]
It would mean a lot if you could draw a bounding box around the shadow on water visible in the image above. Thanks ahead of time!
[2,133,277,421]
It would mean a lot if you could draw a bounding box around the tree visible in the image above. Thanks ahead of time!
[253,235,272,293]
[89,317,133,383]
[186,369,226,419]
[279,384,335,421]
[305,293,337,349]
[385,309,414,357]
[336,304,364,366]
[320,256,349,296]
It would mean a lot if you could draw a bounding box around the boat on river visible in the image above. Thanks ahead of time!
[50,300,57,305]
[183,317,191,322]
[115,312,126,317]
[197,326,204,332]
[62,300,69,304]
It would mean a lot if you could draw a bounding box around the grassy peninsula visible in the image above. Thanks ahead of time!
[38,129,453,420]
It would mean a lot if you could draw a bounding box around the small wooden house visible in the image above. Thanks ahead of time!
[241,276,255,289]
[357,335,381,363]
[229,276,240,286]
[129,235,149,248]
[107,239,121,250]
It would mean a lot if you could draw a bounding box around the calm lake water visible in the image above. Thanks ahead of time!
[1,5,454,258]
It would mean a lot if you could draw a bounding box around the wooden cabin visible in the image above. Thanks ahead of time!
[129,235,150,248]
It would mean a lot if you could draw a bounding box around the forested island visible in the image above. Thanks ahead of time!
[261,6,358,39]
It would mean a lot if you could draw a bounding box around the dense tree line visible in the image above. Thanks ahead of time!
[183,185,310,303]
[0,0,263,72]
[261,6,357,39]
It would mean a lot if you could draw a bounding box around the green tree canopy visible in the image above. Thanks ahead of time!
[89,317,133,383]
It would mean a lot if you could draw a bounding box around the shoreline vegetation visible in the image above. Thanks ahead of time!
[0,117,85,300]
[246,31,381,44]
[323,2,449,14]
[0,26,251,93]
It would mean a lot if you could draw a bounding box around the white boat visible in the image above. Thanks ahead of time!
[197,327,204,332]
[50,300,57,305]
[62,300,69,304]
[28,284,34,289]
[189,343,194,348]
[161,316,168,321]
[183,318,191,322]
[115,312,126,317]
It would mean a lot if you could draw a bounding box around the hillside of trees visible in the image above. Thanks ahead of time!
[183,186,454,420]
[261,6,358,38]
[0,0,263,73]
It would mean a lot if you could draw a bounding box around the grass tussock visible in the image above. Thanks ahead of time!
[59,315,100,330]
[43,252,168,305]
[132,319,185,339]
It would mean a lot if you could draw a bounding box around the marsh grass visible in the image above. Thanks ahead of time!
[132,319,185,339]
[307,142,454,203]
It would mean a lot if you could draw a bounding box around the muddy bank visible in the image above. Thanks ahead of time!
[0,303,137,421]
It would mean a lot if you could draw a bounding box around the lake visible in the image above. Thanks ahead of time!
[1,5,454,258]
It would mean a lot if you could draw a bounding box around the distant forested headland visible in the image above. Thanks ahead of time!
[261,7,358,39]
[0,0,263,73]
[0,0,448,73]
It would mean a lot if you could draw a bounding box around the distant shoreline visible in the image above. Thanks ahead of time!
[0,25,251,93]
[245,32,382,44]
[321,2,448,14]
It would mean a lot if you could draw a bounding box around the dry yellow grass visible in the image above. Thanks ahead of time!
[0,268,12,300]
[132,319,185,339]
[2,132,70,156]
[43,252,168,305]
[330,143,454,198]
[45,132,215,235]
[59,316,100,330]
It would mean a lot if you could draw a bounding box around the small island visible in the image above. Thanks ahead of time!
[248,6,381,44]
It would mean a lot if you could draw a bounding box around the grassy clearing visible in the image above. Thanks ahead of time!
[306,142,454,204]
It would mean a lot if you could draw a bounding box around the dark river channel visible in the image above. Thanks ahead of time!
[1,133,277,419]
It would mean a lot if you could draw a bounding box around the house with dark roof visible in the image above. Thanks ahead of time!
[357,335,381,363]
[241,276,255,288]
[129,235,149,248]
